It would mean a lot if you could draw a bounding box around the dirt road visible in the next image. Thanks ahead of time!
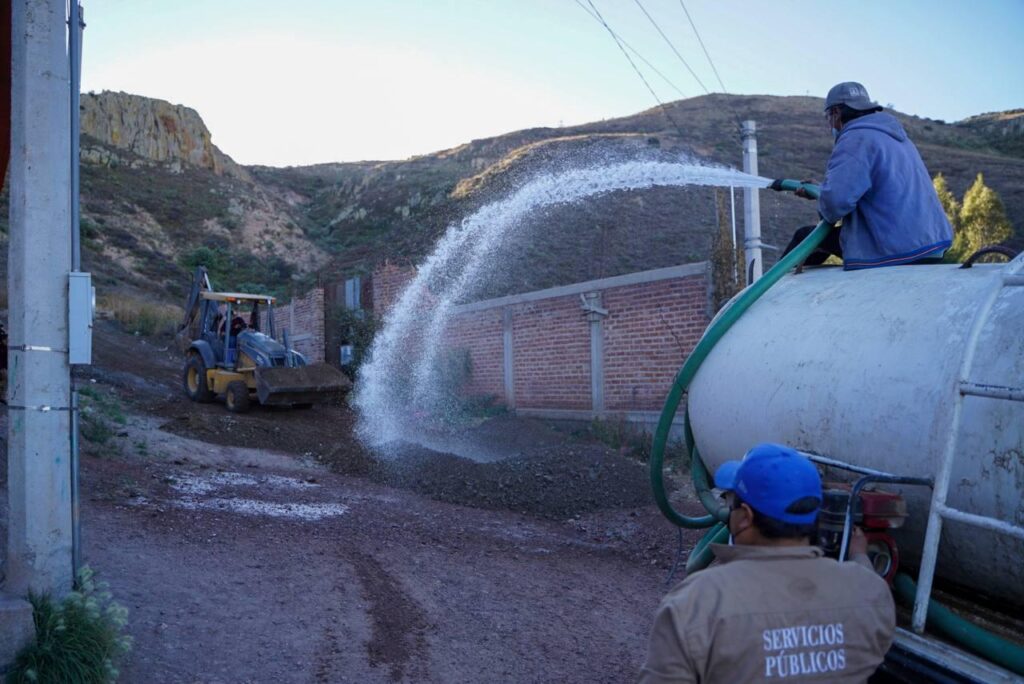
[1,321,705,683]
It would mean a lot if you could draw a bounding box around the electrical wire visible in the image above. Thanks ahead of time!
[677,0,727,93]
[674,0,746,137]
[632,0,709,94]
[573,0,687,99]
[582,0,689,139]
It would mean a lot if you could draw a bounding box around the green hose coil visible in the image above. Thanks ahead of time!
[649,179,828,528]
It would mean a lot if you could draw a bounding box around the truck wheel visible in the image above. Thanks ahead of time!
[183,355,214,403]
[225,381,251,413]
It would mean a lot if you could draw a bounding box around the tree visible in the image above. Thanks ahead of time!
[935,174,968,262]
[934,173,1014,263]
[710,188,744,309]
[959,173,1013,261]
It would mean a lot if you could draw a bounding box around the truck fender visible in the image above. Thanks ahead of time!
[188,340,216,370]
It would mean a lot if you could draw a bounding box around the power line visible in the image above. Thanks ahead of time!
[572,0,686,99]
[582,0,689,139]
[678,0,727,93]
[632,0,710,94]
[673,0,745,137]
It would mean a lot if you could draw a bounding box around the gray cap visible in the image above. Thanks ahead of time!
[824,82,879,112]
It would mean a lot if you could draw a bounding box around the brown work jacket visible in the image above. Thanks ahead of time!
[639,544,895,683]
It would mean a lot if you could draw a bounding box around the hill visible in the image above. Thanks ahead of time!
[2,92,1022,303]
[259,94,1024,299]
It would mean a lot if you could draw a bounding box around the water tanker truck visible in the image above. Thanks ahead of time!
[651,180,1024,682]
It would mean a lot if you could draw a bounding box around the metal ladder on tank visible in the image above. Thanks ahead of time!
[911,252,1024,634]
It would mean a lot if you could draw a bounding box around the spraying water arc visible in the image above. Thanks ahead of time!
[354,160,770,452]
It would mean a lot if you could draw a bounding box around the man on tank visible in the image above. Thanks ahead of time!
[778,81,953,269]
[639,443,895,682]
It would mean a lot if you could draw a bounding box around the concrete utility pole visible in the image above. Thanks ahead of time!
[6,0,74,596]
[741,120,762,284]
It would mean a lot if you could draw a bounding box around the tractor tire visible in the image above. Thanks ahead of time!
[225,381,251,413]
[183,355,214,403]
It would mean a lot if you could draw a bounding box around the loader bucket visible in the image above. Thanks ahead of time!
[255,363,352,406]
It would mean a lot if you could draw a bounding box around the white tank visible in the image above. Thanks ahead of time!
[688,261,1024,604]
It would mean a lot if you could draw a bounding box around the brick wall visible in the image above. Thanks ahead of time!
[371,261,417,315]
[602,276,708,411]
[262,287,326,363]
[510,297,592,410]
[447,308,505,398]
[369,261,712,420]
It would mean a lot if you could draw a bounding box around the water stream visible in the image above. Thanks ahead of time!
[354,159,770,454]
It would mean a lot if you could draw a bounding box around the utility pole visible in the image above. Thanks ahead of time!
[6,0,74,596]
[741,121,762,284]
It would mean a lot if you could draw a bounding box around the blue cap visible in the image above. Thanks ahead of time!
[713,443,822,525]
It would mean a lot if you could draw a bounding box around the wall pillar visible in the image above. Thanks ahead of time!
[502,307,514,409]
[581,292,608,415]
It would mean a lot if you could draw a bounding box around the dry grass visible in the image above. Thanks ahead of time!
[98,294,182,337]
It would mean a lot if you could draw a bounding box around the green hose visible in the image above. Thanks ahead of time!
[894,574,1024,676]
[684,522,729,575]
[649,179,829,528]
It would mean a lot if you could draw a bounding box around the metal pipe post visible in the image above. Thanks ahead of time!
[729,186,737,282]
[6,0,75,595]
[68,0,86,587]
[69,1,83,270]
[741,121,762,283]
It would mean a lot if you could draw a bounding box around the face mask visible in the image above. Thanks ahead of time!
[831,127,840,141]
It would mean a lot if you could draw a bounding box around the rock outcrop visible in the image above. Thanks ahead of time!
[81,91,250,181]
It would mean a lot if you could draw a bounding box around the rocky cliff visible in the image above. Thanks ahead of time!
[64,92,326,299]
[81,91,249,181]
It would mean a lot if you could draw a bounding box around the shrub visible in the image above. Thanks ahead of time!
[579,416,690,465]
[6,566,133,684]
[178,245,295,299]
[329,306,379,380]
[78,385,126,450]
[98,294,182,337]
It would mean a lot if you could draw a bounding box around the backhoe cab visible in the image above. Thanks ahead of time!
[176,267,351,412]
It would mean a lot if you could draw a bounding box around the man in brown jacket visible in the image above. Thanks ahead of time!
[640,443,895,683]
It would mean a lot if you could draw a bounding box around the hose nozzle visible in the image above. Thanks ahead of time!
[769,178,820,199]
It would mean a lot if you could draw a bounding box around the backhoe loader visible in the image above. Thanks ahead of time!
[175,267,351,412]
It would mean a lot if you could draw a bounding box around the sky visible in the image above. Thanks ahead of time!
[81,0,1024,167]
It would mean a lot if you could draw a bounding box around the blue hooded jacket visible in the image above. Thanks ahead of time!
[818,112,952,270]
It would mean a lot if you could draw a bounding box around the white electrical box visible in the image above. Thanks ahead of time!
[69,271,94,365]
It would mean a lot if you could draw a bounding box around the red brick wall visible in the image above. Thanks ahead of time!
[510,298,592,410]
[447,308,504,398]
[262,288,326,363]
[369,261,712,416]
[371,261,417,314]
[602,275,707,411]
